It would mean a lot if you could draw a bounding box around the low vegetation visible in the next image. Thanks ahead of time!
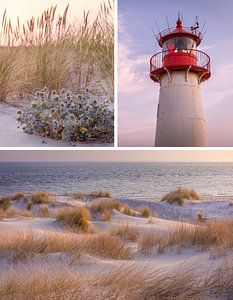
[140,207,151,218]
[56,206,90,232]
[89,191,113,198]
[0,196,11,211]
[13,192,25,201]
[101,209,112,221]
[0,2,114,103]
[161,188,200,205]
[29,192,52,204]
[111,224,140,242]
[90,199,121,214]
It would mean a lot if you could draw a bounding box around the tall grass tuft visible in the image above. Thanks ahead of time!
[0,1,114,102]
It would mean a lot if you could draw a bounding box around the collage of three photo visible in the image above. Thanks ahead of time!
[1,0,233,299]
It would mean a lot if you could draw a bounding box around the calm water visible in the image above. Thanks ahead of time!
[1,162,233,198]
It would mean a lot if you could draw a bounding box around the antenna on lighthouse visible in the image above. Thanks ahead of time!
[201,21,206,33]
[155,21,162,38]
[166,16,170,32]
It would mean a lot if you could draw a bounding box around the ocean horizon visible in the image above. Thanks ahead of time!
[1,161,233,198]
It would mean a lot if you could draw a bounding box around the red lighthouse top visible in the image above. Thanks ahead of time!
[150,17,211,83]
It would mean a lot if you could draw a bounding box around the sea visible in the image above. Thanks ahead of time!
[1,162,233,198]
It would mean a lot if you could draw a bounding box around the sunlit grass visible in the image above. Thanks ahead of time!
[0,1,114,102]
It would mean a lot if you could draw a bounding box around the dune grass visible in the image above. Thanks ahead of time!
[140,206,151,218]
[3,261,233,299]
[29,192,52,204]
[161,188,200,205]
[0,1,114,103]
[111,224,140,242]
[56,206,91,232]
[0,196,11,211]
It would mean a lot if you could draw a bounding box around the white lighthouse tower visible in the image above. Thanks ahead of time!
[150,17,211,147]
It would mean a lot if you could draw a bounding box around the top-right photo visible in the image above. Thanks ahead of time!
[118,0,233,147]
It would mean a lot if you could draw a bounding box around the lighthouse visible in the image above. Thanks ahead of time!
[150,17,211,147]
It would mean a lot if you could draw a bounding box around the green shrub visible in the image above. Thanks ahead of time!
[56,206,90,232]
[161,188,200,206]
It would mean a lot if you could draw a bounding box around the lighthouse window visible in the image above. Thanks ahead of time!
[163,37,196,54]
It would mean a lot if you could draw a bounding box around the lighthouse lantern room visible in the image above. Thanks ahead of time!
[150,16,211,146]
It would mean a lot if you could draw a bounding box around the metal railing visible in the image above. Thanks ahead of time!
[157,27,202,41]
[150,49,210,74]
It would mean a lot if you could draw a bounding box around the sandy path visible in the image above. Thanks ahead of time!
[0,103,112,147]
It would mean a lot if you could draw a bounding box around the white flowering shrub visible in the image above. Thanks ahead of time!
[17,88,114,144]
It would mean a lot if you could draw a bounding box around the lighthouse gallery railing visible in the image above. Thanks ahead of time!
[150,49,210,74]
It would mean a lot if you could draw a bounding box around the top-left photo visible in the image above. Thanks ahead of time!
[0,0,114,147]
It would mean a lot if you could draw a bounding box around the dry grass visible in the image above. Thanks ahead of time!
[29,192,52,204]
[90,199,121,214]
[79,234,132,260]
[89,191,113,198]
[0,1,114,102]
[0,264,208,299]
[39,204,49,217]
[0,196,11,211]
[161,188,200,205]
[56,206,90,232]
[0,229,131,261]
[13,192,25,201]
[138,219,233,255]
[26,201,33,211]
[101,209,112,221]
[140,206,151,218]
[138,232,166,255]
[111,224,140,242]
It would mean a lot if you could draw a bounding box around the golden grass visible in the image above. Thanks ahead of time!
[89,190,113,198]
[29,192,52,204]
[0,196,11,211]
[39,204,49,217]
[140,206,151,218]
[111,224,140,242]
[90,199,121,214]
[56,206,90,232]
[0,1,114,102]
[13,192,25,201]
[101,209,112,221]
[137,219,233,255]
[161,188,200,205]
[0,264,209,299]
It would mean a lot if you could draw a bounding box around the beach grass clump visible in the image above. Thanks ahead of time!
[17,88,114,144]
[0,2,114,102]
[39,204,49,217]
[161,188,200,206]
[81,234,132,260]
[0,196,11,211]
[26,201,33,211]
[101,209,112,221]
[89,191,113,198]
[140,207,151,218]
[29,192,52,204]
[111,224,140,242]
[90,199,121,214]
[56,206,90,232]
[13,192,25,201]
[138,232,164,255]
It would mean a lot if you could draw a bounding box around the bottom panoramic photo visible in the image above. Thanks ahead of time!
[0,150,233,299]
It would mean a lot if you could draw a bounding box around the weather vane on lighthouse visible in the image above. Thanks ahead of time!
[150,15,211,147]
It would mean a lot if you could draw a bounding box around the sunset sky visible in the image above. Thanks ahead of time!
[118,0,233,146]
[0,0,103,26]
[1,150,233,162]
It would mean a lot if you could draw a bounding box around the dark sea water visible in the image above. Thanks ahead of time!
[1,162,233,198]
